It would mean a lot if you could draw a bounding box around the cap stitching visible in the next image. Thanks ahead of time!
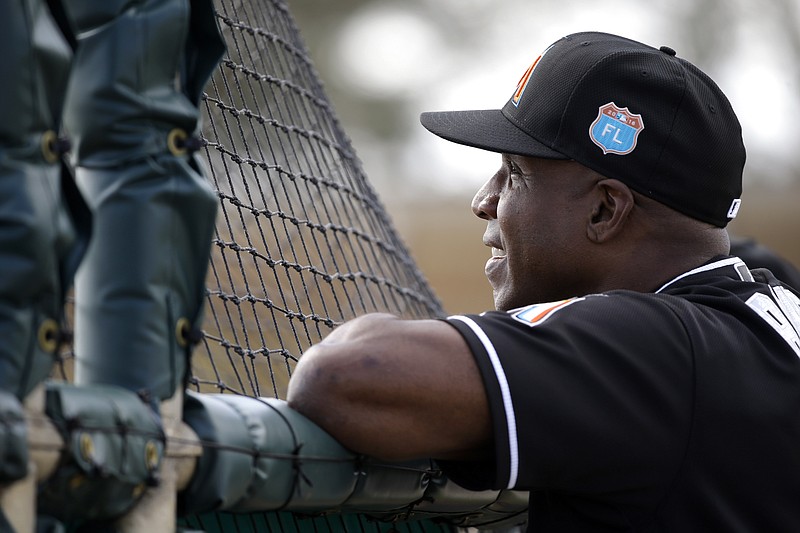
[501,110,567,158]
[645,57,688,197]
[636,60,724,226]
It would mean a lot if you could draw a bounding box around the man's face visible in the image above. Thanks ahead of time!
[472,155,599,311]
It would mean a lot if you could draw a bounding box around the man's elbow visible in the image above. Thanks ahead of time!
[286,345,339,425]
[286,343,404,460]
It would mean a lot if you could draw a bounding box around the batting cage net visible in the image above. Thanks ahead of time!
[183,1,453,529]
[50,0,455,531]
[193,0,444,399]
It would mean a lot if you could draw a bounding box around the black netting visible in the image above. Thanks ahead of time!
[185,1,453,528]
[190,0,443,399]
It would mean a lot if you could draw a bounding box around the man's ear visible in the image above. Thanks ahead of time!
[587,179,635,243]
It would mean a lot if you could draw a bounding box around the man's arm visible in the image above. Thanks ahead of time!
[287,313,492,461]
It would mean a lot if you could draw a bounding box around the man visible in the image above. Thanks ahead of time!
[287,32,800,531]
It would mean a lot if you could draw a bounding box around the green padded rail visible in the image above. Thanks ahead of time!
[180,393,528,530]
[38,381,165,524]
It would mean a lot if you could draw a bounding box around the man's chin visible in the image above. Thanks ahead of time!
[493,287,547,312]
[492,290,515,312]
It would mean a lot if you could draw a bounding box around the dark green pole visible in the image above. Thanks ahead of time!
[65,0,225,405]
[0,0,88,484]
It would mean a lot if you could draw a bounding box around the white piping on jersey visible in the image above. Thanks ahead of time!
[655,256,748,293]
[450,315,519,489]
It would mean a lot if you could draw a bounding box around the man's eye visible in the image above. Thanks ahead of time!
[507,164,525,189]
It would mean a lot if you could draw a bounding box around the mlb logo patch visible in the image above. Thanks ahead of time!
[589,102,644,155]
[511,297,584,327]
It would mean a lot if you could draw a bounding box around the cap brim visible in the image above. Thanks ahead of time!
[420,109,567,159]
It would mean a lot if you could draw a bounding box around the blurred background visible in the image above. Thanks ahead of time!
[290,0,800,313]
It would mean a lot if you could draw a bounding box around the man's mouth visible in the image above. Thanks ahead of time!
[485,246,506,283]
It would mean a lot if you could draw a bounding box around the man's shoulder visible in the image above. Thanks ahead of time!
[499,291,678,328]
[449,292,693,346]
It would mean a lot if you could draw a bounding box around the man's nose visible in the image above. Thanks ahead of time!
[472,180,499,220]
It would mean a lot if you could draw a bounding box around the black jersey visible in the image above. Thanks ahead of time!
[441,256,800,532]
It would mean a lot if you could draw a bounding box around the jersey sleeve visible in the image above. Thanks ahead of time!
[441,293,695,499]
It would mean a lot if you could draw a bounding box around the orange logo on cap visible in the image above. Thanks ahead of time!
[511,43,555,107]
[511,59,539,107]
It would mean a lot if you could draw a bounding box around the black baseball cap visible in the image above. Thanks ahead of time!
[420,31,745,227]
